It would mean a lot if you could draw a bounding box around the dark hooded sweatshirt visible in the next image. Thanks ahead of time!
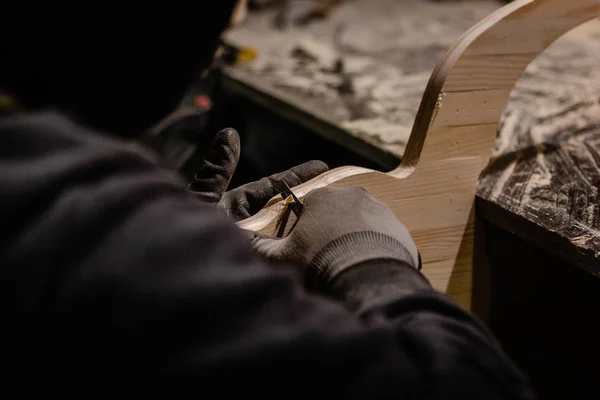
[0,112,534,396]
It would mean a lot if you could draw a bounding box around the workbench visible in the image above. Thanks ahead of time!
[224,1,600,395]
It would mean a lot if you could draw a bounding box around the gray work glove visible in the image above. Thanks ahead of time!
[188,127,329,221]
[251,186,420,287]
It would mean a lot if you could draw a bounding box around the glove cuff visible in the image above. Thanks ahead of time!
[305,231,418,291]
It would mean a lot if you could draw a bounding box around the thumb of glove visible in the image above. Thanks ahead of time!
[188,128,241,203]
[250,234,290,265]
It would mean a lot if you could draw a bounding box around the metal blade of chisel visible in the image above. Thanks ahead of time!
[273,180,303,217]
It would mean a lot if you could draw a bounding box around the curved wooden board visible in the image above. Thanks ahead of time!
[238,0,600,310]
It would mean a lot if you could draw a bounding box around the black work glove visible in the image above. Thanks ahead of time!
[188,127,329,221]
[251,186,420,287]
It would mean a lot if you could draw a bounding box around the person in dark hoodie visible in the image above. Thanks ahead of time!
[0,1,534,396]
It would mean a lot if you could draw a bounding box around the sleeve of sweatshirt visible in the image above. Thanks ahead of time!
[0,112,534,397]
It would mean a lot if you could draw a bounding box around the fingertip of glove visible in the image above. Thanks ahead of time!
[293,160,329,179]
[307,160,329,172]
[216,127,241,146]
[211,128,241,163]
[219,127,239,136]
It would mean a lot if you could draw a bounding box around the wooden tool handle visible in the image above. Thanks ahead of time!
[239,0,600,310]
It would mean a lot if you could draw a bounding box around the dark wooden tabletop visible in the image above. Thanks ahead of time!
[225,0,600,275]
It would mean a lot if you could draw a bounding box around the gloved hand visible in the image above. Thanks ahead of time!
[251,186,420,288]
[188,127,329,221]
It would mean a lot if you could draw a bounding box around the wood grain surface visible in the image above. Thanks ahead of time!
[238,0,600,311]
